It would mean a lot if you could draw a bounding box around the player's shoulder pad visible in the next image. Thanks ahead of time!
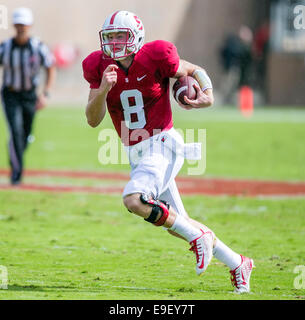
[82,50,103,73]
[82,50,104,85]
[142,40,177,61]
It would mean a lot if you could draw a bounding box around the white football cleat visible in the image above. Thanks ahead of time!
[230,255,255,293]
[189,229,214,276]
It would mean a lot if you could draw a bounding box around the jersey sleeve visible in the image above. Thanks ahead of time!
[82,51,103,89]
[148,40,180,78]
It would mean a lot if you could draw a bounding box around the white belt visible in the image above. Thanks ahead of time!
[125,128,202,165]
[160,129,201,160]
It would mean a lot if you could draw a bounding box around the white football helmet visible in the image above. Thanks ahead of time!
[100,11,145,61]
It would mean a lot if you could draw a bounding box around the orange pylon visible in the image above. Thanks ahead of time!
[239,86,254,118]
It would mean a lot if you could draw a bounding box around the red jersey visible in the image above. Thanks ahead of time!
[82,40,180,146]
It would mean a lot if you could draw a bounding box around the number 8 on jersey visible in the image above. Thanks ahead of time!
[120,89,146,129]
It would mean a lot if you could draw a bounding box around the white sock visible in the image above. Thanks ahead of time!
[212,238,242,270]
[169,214,201,242]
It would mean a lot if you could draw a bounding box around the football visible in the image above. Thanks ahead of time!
[172,76,199,105]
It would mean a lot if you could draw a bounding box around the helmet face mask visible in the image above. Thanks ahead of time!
[100,11,145,61]
[99,27,136,61]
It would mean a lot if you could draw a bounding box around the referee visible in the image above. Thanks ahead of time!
[0,7,55,185]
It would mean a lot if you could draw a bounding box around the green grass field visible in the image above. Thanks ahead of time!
[0,104,305,300]
[1,104,305,180]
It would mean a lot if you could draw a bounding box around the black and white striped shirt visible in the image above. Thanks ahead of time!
[0,37,54,91]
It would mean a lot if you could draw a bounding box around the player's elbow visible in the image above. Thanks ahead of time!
[87,120,98,128]
[87,117,100,128]
[86,112,99,128]
[85,108,103,128]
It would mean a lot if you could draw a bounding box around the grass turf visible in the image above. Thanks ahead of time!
[0,105,305,300]
[0,191,304,300]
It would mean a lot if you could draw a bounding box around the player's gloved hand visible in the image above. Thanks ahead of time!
[100,64,119,92]
[184,85,214,109]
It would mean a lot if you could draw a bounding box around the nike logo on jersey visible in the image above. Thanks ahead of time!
[137,75,147,81]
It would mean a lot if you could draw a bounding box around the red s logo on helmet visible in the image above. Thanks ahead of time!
[134,15,143,30]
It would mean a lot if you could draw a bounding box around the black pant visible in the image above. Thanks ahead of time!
[1,87,37,184]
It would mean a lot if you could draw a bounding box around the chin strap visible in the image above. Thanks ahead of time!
[140,193,170,227]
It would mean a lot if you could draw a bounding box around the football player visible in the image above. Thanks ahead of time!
[82,11,254,293]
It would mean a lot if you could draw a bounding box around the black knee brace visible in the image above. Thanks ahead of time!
[140,193,170,226]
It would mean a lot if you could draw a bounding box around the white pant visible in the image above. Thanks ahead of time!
[123,128,201,217]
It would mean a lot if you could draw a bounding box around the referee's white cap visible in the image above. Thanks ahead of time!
[12,7,33,26]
